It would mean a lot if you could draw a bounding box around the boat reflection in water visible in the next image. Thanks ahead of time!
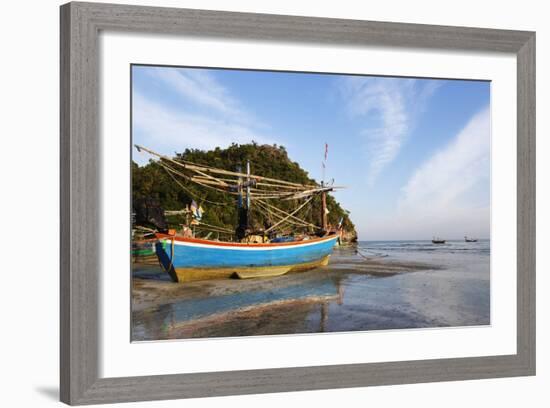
[132,274,344,340]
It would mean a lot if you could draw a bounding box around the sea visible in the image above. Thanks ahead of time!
[343,239,491,329]
[132,239,490,340]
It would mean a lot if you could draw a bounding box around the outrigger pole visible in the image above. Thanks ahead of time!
[135,144,316,189]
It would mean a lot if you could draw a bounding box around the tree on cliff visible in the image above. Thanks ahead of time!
[132,143,357,241]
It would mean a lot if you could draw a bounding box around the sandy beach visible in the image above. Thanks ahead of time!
[131,242,492,341]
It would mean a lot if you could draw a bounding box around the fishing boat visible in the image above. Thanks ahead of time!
[135,145,343,283]
[432,237,446,244]
[155,234,338,282]
[131,238,156,258]
[464,236,478,242]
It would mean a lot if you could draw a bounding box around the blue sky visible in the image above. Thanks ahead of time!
[132,65,491,240]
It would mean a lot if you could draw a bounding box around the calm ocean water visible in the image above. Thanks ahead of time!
[359,239,490,257]
[132,239,490,340]
[332,239,491,330]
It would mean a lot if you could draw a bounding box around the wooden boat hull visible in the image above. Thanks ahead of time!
[155,234,338,283]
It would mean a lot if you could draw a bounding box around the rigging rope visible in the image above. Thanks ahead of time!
[264,196,314,233]
[257,199,321,230]
[255,200,313,230]
[159,162,229,206]
[194,221,234,233]
[136,144,318,189]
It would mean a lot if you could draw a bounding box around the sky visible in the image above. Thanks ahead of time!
[132,65,491,241]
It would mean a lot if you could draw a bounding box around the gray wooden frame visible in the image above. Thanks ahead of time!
[60,1,536,405]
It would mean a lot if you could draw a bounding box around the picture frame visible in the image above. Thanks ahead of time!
[60,1,535,405]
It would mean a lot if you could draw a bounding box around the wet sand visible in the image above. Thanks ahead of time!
[132,254,435,312]
[131,248,465,341]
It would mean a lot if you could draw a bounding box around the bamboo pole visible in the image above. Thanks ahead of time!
[195,221,234,233]
[265,196,314,233]
[281,186,339,200]
[159,162,234,205]
[164,209,190,215]
[160,162,238,196]
[190,177,232,187]
[192,176,308,190]
[135,144,318,189]
[191,168,229,187]
[321,190,328,231]
[255,200,311,229]
[256,199,320,230]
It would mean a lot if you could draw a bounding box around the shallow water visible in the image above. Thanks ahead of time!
[132,240,490,341]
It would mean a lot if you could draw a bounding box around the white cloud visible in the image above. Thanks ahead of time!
[361,107,491,240]
[147,67,253,123]
[133,68,272,165]
[340,77,440,185]
[132,92,271,165]
[399,107,490,212]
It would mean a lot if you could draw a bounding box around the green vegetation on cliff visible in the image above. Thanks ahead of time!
[132,143,357,241]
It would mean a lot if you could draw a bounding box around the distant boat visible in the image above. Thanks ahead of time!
[432,237,446,244]
[464,236,478,242]
[131,228,157,259]
[132,238,156,258]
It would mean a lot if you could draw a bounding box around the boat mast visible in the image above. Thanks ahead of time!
[237,165,243,209]
[246,160,251,226]
[321,181,328,232]
[321,143,328,233]
[236,161,253,240]
[236,165,246,240]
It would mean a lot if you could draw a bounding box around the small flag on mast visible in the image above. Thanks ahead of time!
[324,143,329,161]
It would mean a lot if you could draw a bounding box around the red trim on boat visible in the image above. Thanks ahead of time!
[154,233,338,248]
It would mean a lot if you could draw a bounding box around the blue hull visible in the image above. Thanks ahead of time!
[155,234,339,282]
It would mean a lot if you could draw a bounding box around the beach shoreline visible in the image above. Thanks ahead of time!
[132,254,438,313]
[131,241,489,341]
[130,250,452,340]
